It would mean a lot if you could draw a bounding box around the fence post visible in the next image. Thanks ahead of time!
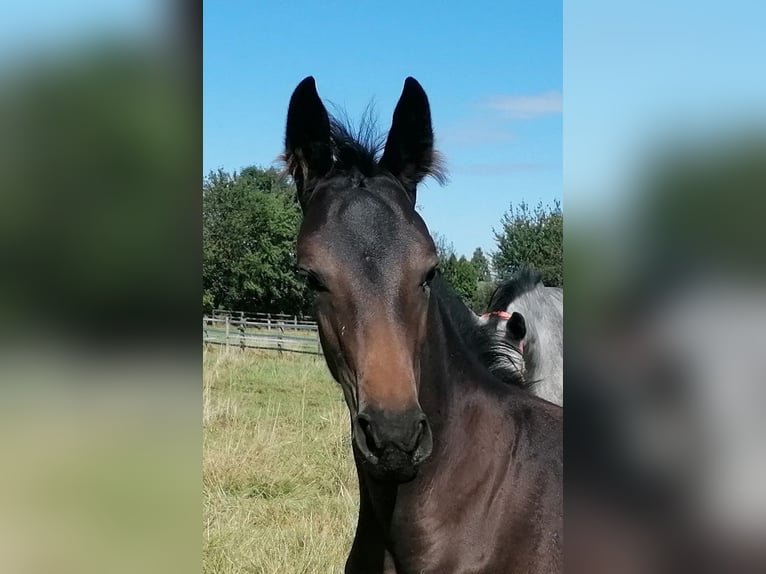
[267,313,271,331]
[225,316,230,349]
[277,323,284,357]
[239,323,245,351]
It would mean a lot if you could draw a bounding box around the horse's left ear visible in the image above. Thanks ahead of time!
[380,77,444,204]
[506,312,527,343]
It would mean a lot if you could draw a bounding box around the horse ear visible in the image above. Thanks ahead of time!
[506,312,527,343]
[284,76,333,210]
[380,77,443,204]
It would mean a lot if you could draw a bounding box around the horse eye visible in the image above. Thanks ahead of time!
[421,266,437,288]
[298,268,328,292]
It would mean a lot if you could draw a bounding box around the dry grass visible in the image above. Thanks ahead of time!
[203,346,358,573]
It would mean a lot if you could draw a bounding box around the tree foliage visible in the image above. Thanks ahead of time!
[441,254,479,303]
[432,232,455,263]
[201,168,564,316]
[492,200,563,287]
[470,280,496,314]
[203,166,309,315]
[431,233,477,304]
[471,247,491,282]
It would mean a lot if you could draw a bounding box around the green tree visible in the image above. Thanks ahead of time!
[492,200,563,287]
[431,233,485,305]
[438,253,478,304]
[470,247,491,282]
[432,231,456,262]
[203,166,309,314]
[452,255,479,302]
[470,280,497,314]
[203,289,214,315]
[440,253,458,285]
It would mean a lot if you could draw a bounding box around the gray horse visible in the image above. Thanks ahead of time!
[476,269,563,406]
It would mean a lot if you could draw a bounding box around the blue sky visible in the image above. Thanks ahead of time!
[0,1,159,67]
[565,0,766,225]
[4,1,763,255]
[204,0,562,257]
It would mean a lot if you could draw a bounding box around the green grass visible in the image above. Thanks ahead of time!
[203,347,358,573]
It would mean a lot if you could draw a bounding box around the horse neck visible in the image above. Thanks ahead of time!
[416,283,477,422]
[429,274,484,348]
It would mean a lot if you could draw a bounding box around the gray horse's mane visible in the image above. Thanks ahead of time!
[487,267,543,313]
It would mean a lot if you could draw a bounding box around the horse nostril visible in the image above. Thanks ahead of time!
[410,414,430,450]
[356,414,379,453]
[356,410,431,458]
[411,416,433,463]
[414,419,426,445]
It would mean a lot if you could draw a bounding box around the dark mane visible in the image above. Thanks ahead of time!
[432,273,529,389]
[431,272,482,347]
[281,105,448,184]
[327,105,385,176]
[488,267,543,312]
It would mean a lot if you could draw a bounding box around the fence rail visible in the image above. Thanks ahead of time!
[210,309,317,326]
[203,314,322,356]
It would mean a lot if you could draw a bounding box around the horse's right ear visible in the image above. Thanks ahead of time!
[284,77,333,210]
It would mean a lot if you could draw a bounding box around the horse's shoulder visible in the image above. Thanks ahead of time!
[503,394,562,447]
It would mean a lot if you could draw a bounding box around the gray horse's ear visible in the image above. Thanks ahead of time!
[284,76,333,210]
[506,312,526,343]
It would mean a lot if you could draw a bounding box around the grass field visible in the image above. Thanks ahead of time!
[203,346,358,573]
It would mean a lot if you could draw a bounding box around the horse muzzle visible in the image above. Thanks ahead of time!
[353,406,433,482]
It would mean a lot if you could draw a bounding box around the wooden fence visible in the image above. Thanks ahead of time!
[211,308,316,326]
[203,314,322,356]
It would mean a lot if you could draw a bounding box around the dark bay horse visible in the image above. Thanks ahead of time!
[283,76,562,573]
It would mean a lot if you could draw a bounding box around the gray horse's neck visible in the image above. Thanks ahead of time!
[504,283,563,405]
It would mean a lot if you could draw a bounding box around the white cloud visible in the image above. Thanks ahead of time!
[481,92,562,120]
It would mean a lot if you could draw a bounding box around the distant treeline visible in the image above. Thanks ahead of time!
[203,166,563,316]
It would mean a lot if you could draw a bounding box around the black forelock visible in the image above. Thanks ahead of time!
[488,267,543,312]
[284,104,448,184]
[327,105,385,177]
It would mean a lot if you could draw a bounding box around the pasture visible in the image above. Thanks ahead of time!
[203,346,357,573]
